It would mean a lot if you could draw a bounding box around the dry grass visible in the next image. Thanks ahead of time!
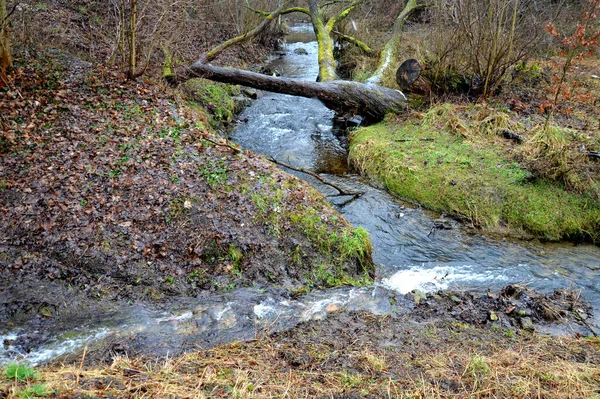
[6,317,599,399]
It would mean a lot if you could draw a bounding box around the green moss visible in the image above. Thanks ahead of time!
[183,79,241,127]
[250,175,373,289]
[349,112,600,241]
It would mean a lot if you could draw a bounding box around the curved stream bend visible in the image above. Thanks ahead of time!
[229,23,600,324]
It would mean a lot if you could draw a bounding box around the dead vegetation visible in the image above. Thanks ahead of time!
[6,311,598,398]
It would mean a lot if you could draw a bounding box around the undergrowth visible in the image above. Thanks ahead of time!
[17,318,600,398]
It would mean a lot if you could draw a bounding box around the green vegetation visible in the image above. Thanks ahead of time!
[249,175,373,290]
[183,79,242,128]
[349,105,600,241]
[5,364,37,382]
[200,159,229,188]
[16,383,53,398]
[2,364,52,398]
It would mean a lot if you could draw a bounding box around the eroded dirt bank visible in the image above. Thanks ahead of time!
[0,51,373,358]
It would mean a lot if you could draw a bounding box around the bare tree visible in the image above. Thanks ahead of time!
[0,0,13,85]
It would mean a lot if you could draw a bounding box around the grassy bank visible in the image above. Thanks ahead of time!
[349,105,600,241]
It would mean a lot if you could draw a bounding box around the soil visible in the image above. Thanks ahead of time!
[0,48,372,354]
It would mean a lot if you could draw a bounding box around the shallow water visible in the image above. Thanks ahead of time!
[229,24,600,323]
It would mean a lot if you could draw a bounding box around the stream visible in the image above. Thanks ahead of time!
[229,24,600,323]
[1,24,599,366]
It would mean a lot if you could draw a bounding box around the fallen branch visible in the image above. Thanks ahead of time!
[268,157,363,197]
[173,63,406,122]
[202,137,240,153]
[586,151,600,161]
[332,30,374,55]
[498,129,523,144]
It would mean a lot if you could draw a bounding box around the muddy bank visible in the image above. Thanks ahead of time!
[85,284,599,363]
[0,50,373,361]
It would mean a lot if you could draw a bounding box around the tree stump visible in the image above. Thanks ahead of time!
[396,59,422,90]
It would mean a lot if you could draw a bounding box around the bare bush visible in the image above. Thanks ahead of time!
[424,0,560,97]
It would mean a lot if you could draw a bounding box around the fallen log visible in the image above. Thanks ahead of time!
[174,62,407,122]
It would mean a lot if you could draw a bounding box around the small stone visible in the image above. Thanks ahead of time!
[326,303,340,313]
[517,309,527,317]
[577,310,589,320]
[489,311,499,321]
[39,306,53,318]
[294,47,308,55]
[450,295,462,304]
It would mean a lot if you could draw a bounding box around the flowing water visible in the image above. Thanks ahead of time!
[2,24,599,366]
[229,24,600,321]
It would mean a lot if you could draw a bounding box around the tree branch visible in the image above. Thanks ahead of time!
[331,30,374,55]
[281,6,310,16]
[243,4,271,17]
[326,0,363,32]
[268,157,363,197]
[199,0,296,64]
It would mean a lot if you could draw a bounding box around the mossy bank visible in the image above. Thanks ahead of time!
[349,104,600,241]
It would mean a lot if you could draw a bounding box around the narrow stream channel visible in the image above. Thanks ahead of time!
[2,24,599,366]
[229,24,600,321]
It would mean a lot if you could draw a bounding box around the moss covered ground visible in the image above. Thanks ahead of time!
[349,104,600,241]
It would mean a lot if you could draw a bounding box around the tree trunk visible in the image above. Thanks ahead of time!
[367,0,423,84]
[126,0,138,80]
[179,62,406,122]
[0,0,13,84]
[308,0,337,82]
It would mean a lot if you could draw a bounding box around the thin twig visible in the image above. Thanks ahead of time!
[76,345,88,386]
[201,137,240,153]
[394,137,434,142]
[267,157,362,197]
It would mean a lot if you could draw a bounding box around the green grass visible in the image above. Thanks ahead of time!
[16,383,53,398]
[349,111,600,241]
[5,364,37,382]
